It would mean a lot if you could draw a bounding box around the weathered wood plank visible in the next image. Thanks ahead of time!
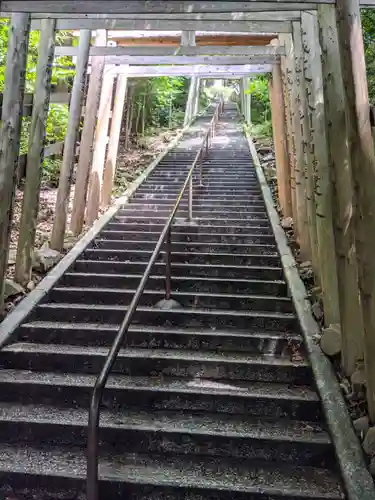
[86,71,115,225]
[1,2,328,15]
[0,13,30,308]
[336,0,375,421]
[278,34,293,219]
[50,29,91,252]
[281,33,299,240]
[15,19,56,286]
[55,45,286,57]
[269,43,290,220]
[301,11,340,327]
[317,4,364,377]
[292,21,310,260]
[102,75,128,206]
[30,18,293,32]
[100,64,273,77]
[28,11,304,21]
[99,55,280,65]
[70,29,106,236]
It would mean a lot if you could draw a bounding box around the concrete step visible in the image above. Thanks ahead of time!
[17,321,301,354]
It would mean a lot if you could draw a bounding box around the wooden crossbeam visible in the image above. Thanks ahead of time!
[55,45,285,57]
[24,11,304,21]
[96,63,272,77]
[99,55,279,65]
[29,18,292,32]
[0,2,330,14]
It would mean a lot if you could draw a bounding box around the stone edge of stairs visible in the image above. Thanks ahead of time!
[245,130,375,500]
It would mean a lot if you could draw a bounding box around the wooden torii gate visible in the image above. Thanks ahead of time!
[0,0,375,424]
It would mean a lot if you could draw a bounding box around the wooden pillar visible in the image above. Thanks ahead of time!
[182,31,197,127]
[50,29,91,252]
[301,12,340,327]
[300,26,320,281]
[279,34,295,221]
[268,65,289,217]
[193,78,201,116]
[336,0,375,419]
[283,30,305,246]
[15,19,56,285]
[0,13,30,307]
[239,79,245,116]
[70,29,106,236]
[86,71,115,225]
[101,74,128,207]
[291,22,311,260]
[318,4,364,376]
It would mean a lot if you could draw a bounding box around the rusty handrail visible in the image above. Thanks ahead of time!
[86,99,223,500]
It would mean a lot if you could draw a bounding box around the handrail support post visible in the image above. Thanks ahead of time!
[165,227,172,300]
[188,175,193,221]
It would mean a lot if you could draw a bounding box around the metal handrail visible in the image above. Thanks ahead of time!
[86,99,224,500]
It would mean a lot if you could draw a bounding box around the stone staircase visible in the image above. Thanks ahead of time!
[0,106,345,500]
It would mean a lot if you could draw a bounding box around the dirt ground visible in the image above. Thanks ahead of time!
[4,128,180,318]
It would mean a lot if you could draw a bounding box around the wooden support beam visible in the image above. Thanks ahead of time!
[336,0,375,420]
[100,64,273,77]
[281,33,299,239]
[55,45,286,57]
[300,30,320,281]
[70,29,106,236]
[100,55,280,65]
[86,72,115,225]
[291,21,310,260]
[0,13,30,308]
[102,74,128,207]
[279,35,293,219]
[114,34,276,47]
[26,11,304,22]
[0,1,335,15]
[269,58,289,217]
[30,18,292,32]
[318,4,364,377]
[15,19,56,286]
[301,12,340,327]
[50,30,91,252]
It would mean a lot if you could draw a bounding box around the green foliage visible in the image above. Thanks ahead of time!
[130,76,189,134]
[362,9,375,103]
[250,121,273,139]
[246,76,271,123]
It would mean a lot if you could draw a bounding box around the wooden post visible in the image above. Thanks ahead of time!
[182,31,197,127]
[301,12,340,327]
[283,31,305,245]
[300,25,320,281]
[193,77,201,116]
[278,38,293,219]
[0,13,30,307]
[291,22,311,260]
[336,0,375,419]
[101,74,128,207]
[70,29,106,236]
[85,70,115,225]
[50,29,91,252]
[268,67,289,217]
[318,4,364,376]
[15,19,56,285]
